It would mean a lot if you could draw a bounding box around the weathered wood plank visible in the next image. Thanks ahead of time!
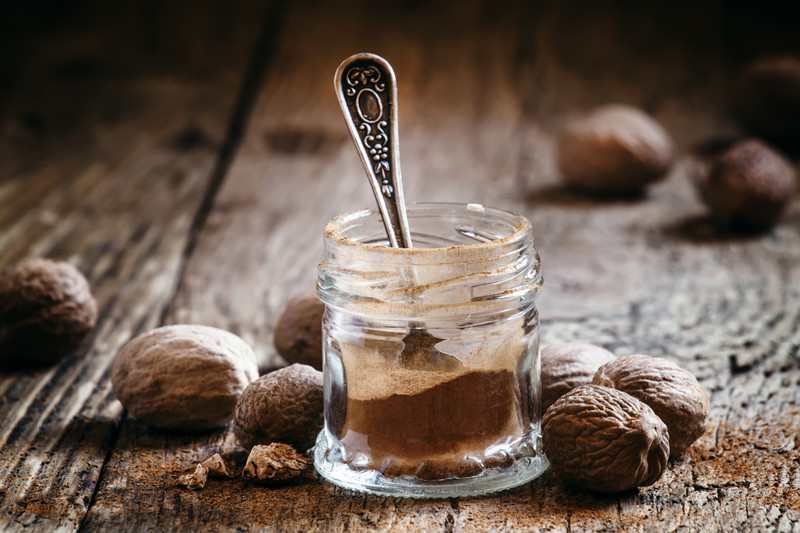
[0,1,270,530]
[81,1,799,532]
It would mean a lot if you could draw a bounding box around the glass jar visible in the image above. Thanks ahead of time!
[314,202,548,498]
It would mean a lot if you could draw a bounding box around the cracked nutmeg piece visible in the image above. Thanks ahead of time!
[542,384,670,493]
[593,354,710,456]
[234,363,323,451]
[178,453,235,490]
[540,342,617,413]
[0,259,98,367]
[243,443,312,482]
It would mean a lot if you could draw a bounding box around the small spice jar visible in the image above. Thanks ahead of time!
[314,202,548,498]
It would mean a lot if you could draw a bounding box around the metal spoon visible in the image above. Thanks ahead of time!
[334,53,462,372]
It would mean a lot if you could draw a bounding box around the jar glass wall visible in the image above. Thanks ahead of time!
[314,203,548,498]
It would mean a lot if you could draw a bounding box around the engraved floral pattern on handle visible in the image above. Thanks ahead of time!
[342,63,394,198]
[335,53,412,249]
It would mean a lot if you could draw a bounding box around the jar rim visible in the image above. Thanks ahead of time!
[318,202,541,315]
[323,202,532,262]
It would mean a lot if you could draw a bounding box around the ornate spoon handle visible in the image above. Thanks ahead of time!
[334,53,413,248]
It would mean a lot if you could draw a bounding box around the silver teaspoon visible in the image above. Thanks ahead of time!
[334,53,412,248]
[335,53,462,372]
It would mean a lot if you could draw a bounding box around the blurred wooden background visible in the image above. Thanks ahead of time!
[1,1,798,531]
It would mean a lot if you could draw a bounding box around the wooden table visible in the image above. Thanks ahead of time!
[2,1,798,531]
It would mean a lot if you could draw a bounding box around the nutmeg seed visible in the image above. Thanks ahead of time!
[593,354,710,455]
[0,259,98,367]
[543,384,670,493]
[556,104,675,195]
[273,295,324,370]
[699,139,795,231]
[540,343,617,413]
[112,325,259,430]
[234,363,323,451]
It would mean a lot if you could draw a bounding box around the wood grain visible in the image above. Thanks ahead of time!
[0,1,269,530]
[2,0,799,531]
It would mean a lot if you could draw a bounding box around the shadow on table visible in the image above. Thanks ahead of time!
[664,214,782,244]
[524,184,647,208]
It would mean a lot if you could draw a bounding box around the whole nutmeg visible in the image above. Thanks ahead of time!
[234,363,323,451]
[273,295,324,370]
[556,104,675,195]
[112,325,258,430]
[592,354,709,456]
[540,343,617,412]
[543,384,669,493]
[0,259,98,367]
[731,56,800,148]
[699,139,795,231]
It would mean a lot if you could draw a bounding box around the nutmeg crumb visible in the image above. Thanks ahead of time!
[202,453,235,478]
[178,453,235,490]
[179,463,209,490]
[242,443,312,482]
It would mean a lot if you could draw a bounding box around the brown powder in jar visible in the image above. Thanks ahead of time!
[334,340,528,480]
[342,368,523,479]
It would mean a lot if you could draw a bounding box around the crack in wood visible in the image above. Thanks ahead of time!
[160,0,288,326]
